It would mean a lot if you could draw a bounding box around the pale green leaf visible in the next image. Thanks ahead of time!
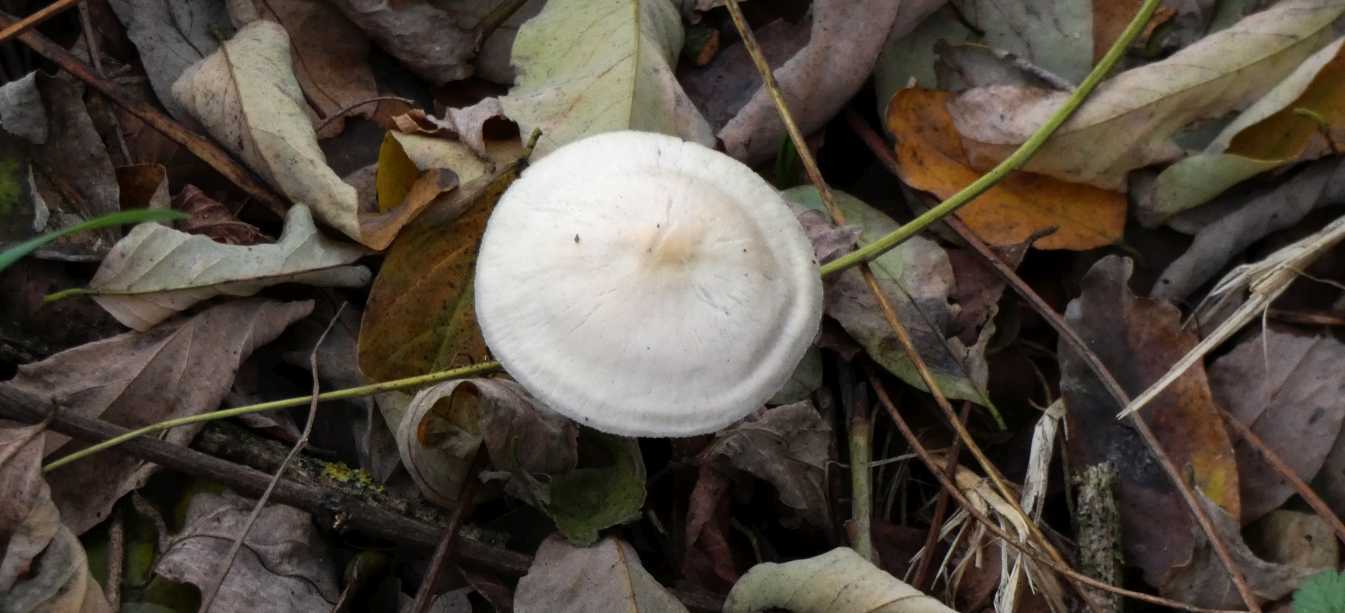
[725,548,955,613]
[948,0,1345,190]
[1148,35,1345,222]
[84,205,368,331]
[1295,570,1345,613]
[499,0,713,157]
[785,187,996,413]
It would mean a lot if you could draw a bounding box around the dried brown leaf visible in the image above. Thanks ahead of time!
[2,299,313,533]
[1060,255,1240,589]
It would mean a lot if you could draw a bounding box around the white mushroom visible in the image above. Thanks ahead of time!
[475,131,823,437]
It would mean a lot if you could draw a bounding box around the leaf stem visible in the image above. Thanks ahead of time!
[42,360,501,473]
[818,0,1162,277]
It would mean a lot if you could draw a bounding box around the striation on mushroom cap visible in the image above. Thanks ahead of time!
[475,131,823,437]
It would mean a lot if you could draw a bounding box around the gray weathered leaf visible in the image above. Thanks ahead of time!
[724,547,955,613]
[515,535,688,613]
[87,205,369,331]
[107,0,230,126]
[498,0,714,158]
[330,0,477,84]
[0,72,47,144]
[1,298,313,533]
[156,491,339,611]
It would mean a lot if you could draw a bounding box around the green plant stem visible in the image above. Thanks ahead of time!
[818,0,1162,278]
[42,360,501,473]
[0,209,186,273]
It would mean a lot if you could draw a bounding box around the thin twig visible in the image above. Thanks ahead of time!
[720,0,1090,605]
[412,446,488,612]
[818,0,1163,276]
[1216,406,1345,547]
[106,505,125,610]
[911,401,971,590]
[314,95,416,133]
[865,370,1243,613]
[0,0,79,44]
[41,360,501,472]
[0,11,288,216]
[845,108,1264,613]
[200,305,346,613]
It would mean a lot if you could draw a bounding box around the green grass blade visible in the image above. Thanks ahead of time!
[0,208,188,274]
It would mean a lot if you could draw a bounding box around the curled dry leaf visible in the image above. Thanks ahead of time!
[515,535,688,613]
[724,547,956,613]
[948,0,1345,190]
[786,187,996,407]
[173,185,270,245]
[329,0,477,84]
[1059,256,1240,591]
[1147,35,1345,222]
[155,491,340,611]
[233,0,378,137]
[172,21,432,249]
[395,377,577,507]
[85,205,368,331]
[886,88,1126,250]
[0,298,313,533]
[718,0,929,163]
[498,0,714,158]
[1209,328,1345,523]
[0,423,112,613]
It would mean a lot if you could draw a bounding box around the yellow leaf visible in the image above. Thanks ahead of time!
[885,88,1126,250]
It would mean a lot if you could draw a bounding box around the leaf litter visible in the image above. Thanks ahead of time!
[6,0,1345,611]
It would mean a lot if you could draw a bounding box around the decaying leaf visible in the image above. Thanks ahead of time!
[358,168,518,382]
[0,422,111,613]
[106,0,230,125]
[718,0,929,163]
[84,205,368,331]
[1209,328,1345,523]
[0,75,124,261]
[395,377,577,508]
[515,535,687,613]
[787,187,996,407]
[1060,256,1240,590]
[886,88,1126,250]
[172,185,269,245]
[1,298,313,533]
[329,0,477,84]
[498,0,714,157]
[545,431,646,545]
[948,0,1345,190]
[950,0,1093,83]
[701,401,832,530]
[172,21,432,249]
[155,491,340,611]
[1148,35,1345,222]
[724,547,955,613]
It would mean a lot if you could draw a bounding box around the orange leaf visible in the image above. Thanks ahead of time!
[884,88,1126,250]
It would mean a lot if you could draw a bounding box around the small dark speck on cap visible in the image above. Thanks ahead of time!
[574,234,580,243]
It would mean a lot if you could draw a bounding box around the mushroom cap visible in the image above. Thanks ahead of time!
[475,131,823,437]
